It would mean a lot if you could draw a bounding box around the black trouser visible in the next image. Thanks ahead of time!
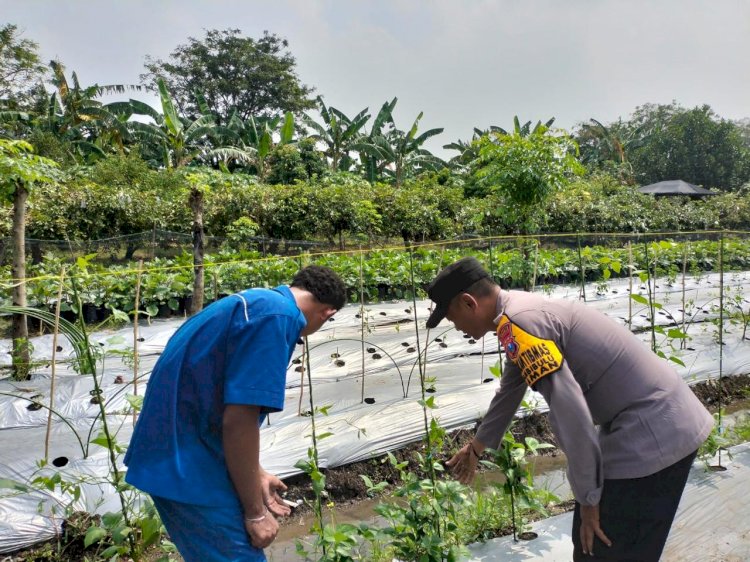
[572,450,697,561]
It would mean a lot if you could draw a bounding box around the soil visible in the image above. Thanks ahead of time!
[279,374,750,520]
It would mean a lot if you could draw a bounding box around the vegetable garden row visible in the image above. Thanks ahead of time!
[0,230,749,561]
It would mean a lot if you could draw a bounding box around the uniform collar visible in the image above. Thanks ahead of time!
[493,289,507,325]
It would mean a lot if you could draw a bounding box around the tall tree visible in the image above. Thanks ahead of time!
[624,103,750,190]
[0,24,46,105]
[0,139,58,379]
[141,29,314,123]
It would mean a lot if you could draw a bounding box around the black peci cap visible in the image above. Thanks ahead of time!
[425,257,490,329]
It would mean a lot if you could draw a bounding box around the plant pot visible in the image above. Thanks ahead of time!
[82,303,98,324]
[179,296,193,314]
[96,306,111,322]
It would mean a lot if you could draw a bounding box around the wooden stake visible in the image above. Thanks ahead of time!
[44,267,65,461]
[132,260,143,425]
[531,239,539,291]
[359,248,366,404]
[297,340,305,416]
[628,241,633,330]
[681,243,688,348]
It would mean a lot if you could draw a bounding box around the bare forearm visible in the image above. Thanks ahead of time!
[223,404,265,517]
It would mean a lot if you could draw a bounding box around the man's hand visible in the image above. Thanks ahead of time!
[579,503,612,556]
[245,509,279,549]
[446,442,480,484]
[260,470,291,517]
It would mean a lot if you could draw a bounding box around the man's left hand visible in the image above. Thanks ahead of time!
[260,470,291,517]
[579,503,612,555]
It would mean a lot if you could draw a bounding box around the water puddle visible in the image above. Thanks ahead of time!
[266,453,572,561]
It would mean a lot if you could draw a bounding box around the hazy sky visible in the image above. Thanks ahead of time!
[3,0,749,156]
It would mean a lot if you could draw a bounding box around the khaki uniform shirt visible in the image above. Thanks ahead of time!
[475,290,713,506]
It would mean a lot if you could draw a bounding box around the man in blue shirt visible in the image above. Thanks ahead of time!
[124,265,347,561]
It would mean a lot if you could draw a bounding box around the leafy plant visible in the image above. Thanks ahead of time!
[482,431,555,540]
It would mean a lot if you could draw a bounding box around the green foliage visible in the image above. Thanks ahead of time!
[312,174,383,247]
[361,108,446,187]
[0,24,46,104]
[482,431,556,538]
[305,97,372,172]
[624,103,750,190]
[141,29,315,122]
[371,452,468,562]
[472,127,584,233]
[0,138,59,201]
[698,410,734,469]
[373,179,463,243]
[8,236,750,322]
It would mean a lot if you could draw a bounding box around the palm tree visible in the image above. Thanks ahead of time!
[304,96,370,172]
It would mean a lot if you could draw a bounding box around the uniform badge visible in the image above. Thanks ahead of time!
[496,315,563,387]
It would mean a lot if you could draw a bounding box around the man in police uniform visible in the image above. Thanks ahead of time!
[428,257,712,561]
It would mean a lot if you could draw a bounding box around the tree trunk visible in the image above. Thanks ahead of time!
[12,182,30,380]
[189,188,205,315]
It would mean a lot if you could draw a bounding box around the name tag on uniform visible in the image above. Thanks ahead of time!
[496,315,563,387]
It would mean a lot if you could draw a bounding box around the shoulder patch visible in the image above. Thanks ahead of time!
[496,314,563,386]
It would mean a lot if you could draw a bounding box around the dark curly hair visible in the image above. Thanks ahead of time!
[291,265,347,310]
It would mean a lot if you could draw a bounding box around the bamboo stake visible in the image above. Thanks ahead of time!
[576,234,587,302]
[643,240,656,353]
[132,260,143,426]
[297,340,305,417]
[359,248,366,404]
[480,336,485,385]
[681,243,688,349]
[44,267,65,461]
[718,232,725,467]
[627,241,633,331]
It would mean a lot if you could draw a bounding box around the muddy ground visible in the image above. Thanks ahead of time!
[5,375,748,561]
[280,374,750,519]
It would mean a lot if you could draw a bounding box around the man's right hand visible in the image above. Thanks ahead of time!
[446,442,480,484]
[245,511,279,549]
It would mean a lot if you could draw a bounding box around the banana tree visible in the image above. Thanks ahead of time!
[576,118,648,183]
[363,111,445,187]
[0,139,59,379]
[36,61,141,161]
[304,96,370,172]
[209,111,295,180]
[359,97,397,183]
[129,78,216,168]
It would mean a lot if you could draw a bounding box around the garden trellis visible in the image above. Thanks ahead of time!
[0,230,749,555]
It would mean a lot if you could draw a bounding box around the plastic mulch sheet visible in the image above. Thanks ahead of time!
[1,272,749,553]
[462,442,750,561]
